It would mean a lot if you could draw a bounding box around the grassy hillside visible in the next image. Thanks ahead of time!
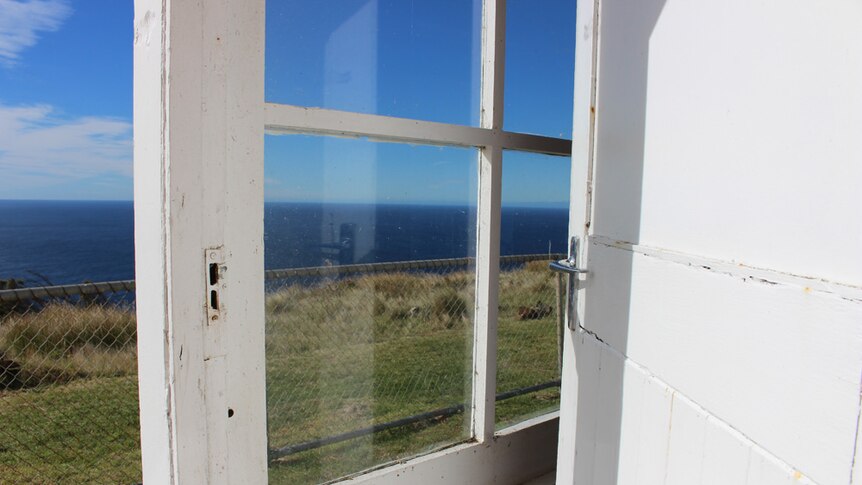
[0,262,560,484]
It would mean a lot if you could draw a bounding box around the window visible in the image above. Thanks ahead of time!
[133,0,575,482]
[262,0,573,481]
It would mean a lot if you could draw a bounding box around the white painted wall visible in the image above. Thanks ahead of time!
[589,0,862,286]
[561,0,862,484]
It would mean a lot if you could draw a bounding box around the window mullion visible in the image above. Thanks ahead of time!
[472,0,506,443]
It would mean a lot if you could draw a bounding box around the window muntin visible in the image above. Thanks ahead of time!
[265,0,482,126]
[264,134,477,483]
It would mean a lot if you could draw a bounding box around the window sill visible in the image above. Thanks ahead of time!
[341,412,560,485]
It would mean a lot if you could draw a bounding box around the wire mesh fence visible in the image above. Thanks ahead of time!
[265,257,478,483]
[0,280,141,485]
[0,254,564,484]
[264,254,565,483]
[496,258,564,429]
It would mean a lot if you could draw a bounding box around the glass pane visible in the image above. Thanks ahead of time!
[264,135,477,483]
[504,0,577,138]
[496,151,570,430]
[266,0,482,126]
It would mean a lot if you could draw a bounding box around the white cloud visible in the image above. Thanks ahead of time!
[0,0,71,65]
[0,103,132,195]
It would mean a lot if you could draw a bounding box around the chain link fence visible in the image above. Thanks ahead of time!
[266,257,478,483]
[496,258,564,429]
[0,254,563,484]
[0,280,141,485]
[265,254,564,483]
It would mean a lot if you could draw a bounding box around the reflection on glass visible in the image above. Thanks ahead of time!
[264,135,477,483]
[266,0,481,126]
[504,0,577,138]
[496,151,570,430]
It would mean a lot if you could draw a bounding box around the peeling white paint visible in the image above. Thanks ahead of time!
[134,0,267,483]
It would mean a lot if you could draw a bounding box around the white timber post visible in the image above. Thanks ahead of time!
[133,0,267,483]
[472,0,505,443]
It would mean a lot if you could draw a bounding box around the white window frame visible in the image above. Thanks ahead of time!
[133,0,585,483]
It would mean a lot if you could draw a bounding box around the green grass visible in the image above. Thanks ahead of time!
[0,263,560,484]
[265,265,561,483]
[0,377,141,485]
[0,304,141,484]
[264,271,475,484]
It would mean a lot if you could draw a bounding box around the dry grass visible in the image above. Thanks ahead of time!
[0,262,559,485]
[0,303,137,389]
[0,303,141,484]
[264,263,561,483]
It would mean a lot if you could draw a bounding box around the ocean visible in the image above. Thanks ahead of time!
[0,200,568,286]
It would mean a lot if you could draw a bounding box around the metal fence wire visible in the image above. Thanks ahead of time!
[0,254,563,484]
[496,256,565,429]
[264,254,565,481]
[0,280,141,485]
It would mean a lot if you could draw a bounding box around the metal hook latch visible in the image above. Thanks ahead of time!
[549,236,587,330]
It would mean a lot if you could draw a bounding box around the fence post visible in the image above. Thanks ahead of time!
[555,272,564,374]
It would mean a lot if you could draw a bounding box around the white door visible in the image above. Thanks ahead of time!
[554,0,862,484]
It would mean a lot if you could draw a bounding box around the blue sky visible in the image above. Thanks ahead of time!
[0,0,133,200]
[0,0,574,205]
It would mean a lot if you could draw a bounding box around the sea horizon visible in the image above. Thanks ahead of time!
[0,198,569,209]
[0,199,569,286]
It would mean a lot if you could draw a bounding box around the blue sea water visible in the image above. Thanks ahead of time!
[0,200,568,286]
[0,200,135,286]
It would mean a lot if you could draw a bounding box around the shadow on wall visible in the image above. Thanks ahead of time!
[570,0,666,482]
